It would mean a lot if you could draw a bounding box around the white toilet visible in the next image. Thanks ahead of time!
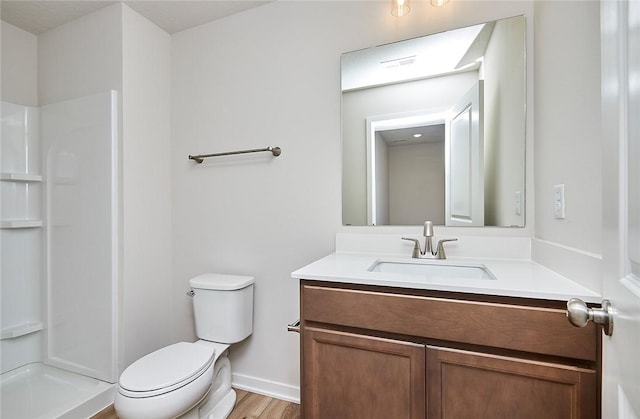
[115,273,254,419]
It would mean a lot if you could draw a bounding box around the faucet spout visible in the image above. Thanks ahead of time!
[423,221,434,254]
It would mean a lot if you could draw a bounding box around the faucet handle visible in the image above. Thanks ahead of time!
[435,238,458,259]
[423,221,434,237]
[402,237,422,258]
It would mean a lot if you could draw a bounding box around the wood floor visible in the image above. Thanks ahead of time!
[91,389,300,419]
[229,389,300,419]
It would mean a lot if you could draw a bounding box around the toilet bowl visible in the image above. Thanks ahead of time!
[115,274,254,419]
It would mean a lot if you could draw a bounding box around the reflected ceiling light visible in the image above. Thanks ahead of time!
[430,0,450,7]
[413,133,423,138]
[391,0,410,17]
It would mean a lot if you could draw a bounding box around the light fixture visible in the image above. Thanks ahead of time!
[413,133,423,138]
[430,0,449,7]
[391,0,410,17]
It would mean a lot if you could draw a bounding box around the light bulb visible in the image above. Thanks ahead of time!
[430,0,449,7]
[391,0,410,16]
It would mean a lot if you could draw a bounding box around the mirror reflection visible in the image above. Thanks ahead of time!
[342,15,525,227]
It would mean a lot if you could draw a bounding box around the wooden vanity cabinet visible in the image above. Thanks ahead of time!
[299,280,600,419]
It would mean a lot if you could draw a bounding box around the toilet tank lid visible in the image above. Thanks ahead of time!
[190,273,254,291]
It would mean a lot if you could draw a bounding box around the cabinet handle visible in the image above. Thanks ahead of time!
[287,319,300,333]
[566,298,614,336]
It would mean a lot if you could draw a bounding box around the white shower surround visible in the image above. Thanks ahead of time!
[1,93,119,416]
[42,91,119,383]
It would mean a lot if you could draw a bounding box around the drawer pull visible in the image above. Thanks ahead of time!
[287,319,300,333]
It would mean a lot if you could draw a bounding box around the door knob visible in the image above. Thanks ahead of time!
[566,298,614,336]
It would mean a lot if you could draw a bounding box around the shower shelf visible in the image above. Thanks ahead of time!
[0,220,43,229]
[0,321,43,340]
[0,172,43,182]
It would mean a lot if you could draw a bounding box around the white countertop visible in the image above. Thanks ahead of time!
[291,252,601,303]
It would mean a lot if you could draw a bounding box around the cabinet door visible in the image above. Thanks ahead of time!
[426,346,597,419]
[303,327,425,419]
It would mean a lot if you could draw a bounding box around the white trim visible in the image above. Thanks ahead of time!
[621,274,640,299]
[232,373,300,404]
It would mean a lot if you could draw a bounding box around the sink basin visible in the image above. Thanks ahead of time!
[368,260,496,280]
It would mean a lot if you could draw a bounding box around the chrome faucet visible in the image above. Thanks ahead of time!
[402,221,457,259]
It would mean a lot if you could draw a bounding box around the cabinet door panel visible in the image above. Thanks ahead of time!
[303,327,425,419]
[427,346,597,419]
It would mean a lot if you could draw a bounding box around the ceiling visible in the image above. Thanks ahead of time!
[0,0,271,35]
[379,124,445,147]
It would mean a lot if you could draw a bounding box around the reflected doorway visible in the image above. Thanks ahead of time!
[367,114,445,225]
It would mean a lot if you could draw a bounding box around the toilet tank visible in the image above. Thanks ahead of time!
[189,273,254,344]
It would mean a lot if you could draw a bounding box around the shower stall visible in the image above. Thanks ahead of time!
[1,91,118,418]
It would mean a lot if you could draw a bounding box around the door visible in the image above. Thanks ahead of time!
[426,346,597,419]
[600,1,640,417]
[302,327,425,419]
[445,81,484,226]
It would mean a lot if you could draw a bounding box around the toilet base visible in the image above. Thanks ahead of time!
[189,388,236,419]
[181,350,235,419]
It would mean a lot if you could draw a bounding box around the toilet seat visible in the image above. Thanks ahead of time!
[118,342,215,398]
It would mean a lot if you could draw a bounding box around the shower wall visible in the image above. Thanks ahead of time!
[1,92,118,383]
[0,102,44,373]
[42,91,119,382]
[0,21,41,375]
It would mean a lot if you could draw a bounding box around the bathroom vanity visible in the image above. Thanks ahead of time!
[292,253,601,419]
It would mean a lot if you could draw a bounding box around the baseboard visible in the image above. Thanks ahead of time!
[232,373,300,404]
[532,238,602,295]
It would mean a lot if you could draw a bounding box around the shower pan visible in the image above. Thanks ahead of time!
[1,91,118,418]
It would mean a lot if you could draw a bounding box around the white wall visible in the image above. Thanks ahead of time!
[38,5,122,106]
[121,5,173,370]
[532,1,602,292]
[1,22,38,106]
[171,0,534,400]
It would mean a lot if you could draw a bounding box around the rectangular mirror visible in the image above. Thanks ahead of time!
[342,15,526,227]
